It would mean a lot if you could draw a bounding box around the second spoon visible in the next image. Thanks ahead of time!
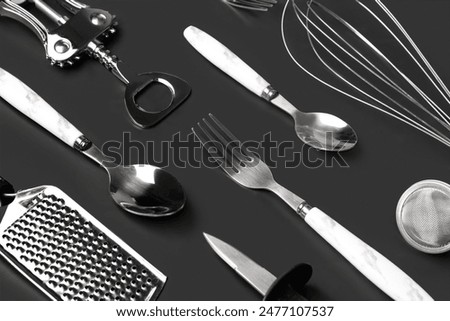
[0,68,185,217]
[184,26,357,152]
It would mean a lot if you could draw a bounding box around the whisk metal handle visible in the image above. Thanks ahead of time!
[184,26,272,98]
[304,207,434,301]
[0,68,83,147]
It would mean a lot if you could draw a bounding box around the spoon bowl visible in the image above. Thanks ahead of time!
[293,111,358,151]
[81,142,186,217]
[108,164,186,216]
[271,94,357,151]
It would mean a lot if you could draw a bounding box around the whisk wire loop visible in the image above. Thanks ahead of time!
[282,0,450,148]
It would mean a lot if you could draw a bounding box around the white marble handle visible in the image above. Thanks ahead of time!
[184,26,270,97]
[305,207,434,301]
[0,68,83,147]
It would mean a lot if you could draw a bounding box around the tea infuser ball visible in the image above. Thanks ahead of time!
[396,180,450,254]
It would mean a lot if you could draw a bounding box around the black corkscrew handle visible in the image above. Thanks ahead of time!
[0,176,15,207]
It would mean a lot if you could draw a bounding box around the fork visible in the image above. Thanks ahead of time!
[223,0,277,11]
[192,114,433,301]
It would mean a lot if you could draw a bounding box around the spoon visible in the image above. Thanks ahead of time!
[184,26,357,151]
[0,68,185,217]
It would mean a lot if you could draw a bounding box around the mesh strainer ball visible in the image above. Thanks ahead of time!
[396,180,450,254]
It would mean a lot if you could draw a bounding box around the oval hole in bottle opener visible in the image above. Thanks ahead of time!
[125,72,192,128]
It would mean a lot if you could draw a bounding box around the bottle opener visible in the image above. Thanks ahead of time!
[0,0,191,128]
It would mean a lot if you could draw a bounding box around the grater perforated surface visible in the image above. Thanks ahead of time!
[0,190,165,301]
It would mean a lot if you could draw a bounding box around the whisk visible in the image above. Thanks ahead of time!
[282,0,450,148]
[224,0,277,11]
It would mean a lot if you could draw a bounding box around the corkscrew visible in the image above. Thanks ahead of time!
[0,0,191,128]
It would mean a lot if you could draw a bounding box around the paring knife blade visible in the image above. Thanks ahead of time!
[204,232,315,303]
[204,233,276,296]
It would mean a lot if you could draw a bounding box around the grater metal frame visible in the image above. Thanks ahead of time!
[0,185,167,301]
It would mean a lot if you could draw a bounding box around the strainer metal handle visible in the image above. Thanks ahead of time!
[305,208,433,301]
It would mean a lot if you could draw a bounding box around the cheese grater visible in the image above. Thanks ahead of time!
[0,181,167,301]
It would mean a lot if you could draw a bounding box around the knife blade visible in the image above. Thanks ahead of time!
[204,233,313,301]
[204,233,276,296]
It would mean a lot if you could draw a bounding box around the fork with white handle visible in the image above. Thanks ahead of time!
[192,114,433,301]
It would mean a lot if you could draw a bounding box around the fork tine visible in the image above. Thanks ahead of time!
[204,114,254,166]
[192,126,221,158]
[200,117,246,169]
[192,124,237,174]
[193,123,225,160]
[208,114,257,160]
[208,114,240,142]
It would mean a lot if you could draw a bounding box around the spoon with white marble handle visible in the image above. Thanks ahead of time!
[0,68,186,217]
[184,26,357,152]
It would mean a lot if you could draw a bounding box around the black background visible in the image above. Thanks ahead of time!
[0,0,449,301]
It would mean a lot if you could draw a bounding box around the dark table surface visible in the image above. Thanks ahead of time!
[0,0,449,301]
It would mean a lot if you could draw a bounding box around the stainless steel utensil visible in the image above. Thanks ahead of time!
[0,177,166,300]
[396,180,450,254]
[193,113,432,301]
[0,0,191,128]
[223,0,277,12]
[0,68,185,217]
[204,233,312,300]
[284,0,450,147]
[184,26,357,152]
